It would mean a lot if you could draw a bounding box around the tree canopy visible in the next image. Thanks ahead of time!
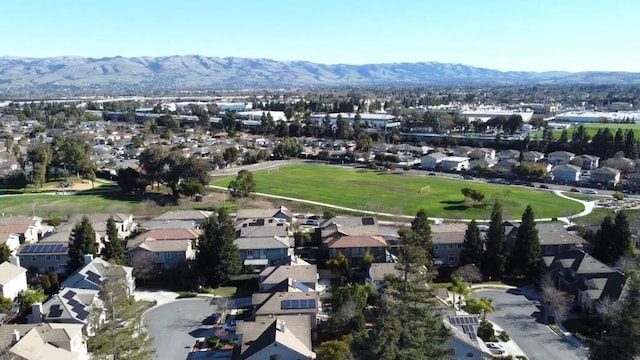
[195,209,241,287]
[228,169,256,198]
[483,202,509,279]
[103,217,126,265]
[510,205,540,276]
[67,216,97,274]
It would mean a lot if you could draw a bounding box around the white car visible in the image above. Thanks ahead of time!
[584,189,598,195]
[486,343,506,355]
[222,319,244,332]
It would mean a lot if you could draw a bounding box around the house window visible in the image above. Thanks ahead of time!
[48,266,55,272]
[466,352,474,357]
[246,250,253,259]
[166,252,172,258]
[55,255,61,260]
[448,244,454,249]
[434,245,439,250]
[46,255,52,261]
[448,253,455,262]
[457,244,462,249]
[32,256,37,261]
[259,249,266,259]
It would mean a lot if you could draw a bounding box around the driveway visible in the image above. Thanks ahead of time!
[480,289,589,360]
[144,298,219,360]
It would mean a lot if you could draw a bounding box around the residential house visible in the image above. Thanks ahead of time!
[431,224,466,267]
[235,220,290,238]
[440,157,470,172]
[318,216,379,240]
[468,148,495,160]
[150,209,213,227]
[236,207,293,225]
[258,265,318,293]
[420,152,448,169]
[66,213,136,252]
[251,291,319,328]
[590,166,622,186]
[33,287,103,336]
[0,323,88,360]
[234,316,315,360]
[235,235,292,267]
[0,223,39,245]
[497,149,520,161]
[540,249,627,315]
[18,243,69,274]
[575,154,600,170]
[127,238,195,270]
[506,223,586,256]
[0,232,21,255]
[547,151,576,165]
[130,228,201,247]
[367,262,399,290]
[550,164,581,182]
[445,315,493,360]
[0,257,27,300]
[452,146,473,157]
[469,158,498,169]
[492,158,518,172]
[601,155,635,173]
[323,235,388,266]
[61,256,135,295]
[522,151,545,163]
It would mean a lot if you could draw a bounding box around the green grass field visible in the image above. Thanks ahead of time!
[552,123,640,140]
[212,164,583,220]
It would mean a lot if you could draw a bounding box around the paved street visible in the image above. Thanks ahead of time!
[144,298,218,360]
[480,290,589,360]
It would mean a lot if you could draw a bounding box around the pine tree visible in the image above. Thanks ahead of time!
[67,216,97,274]
[371,227,450,360]
[511,205,541,276]
[614,128,625,154]
[590,213,630,266]
[623,129,637,159]
[104,217,126,265]
[461,220,483,267]
[196,209,241,287]
[482,202,509,279]
[410,209,433,257]
[590,272,640,360]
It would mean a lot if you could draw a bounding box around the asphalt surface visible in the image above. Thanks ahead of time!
[144,298,218,360]
[480,290,589,360]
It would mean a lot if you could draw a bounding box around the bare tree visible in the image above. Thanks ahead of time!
[130,250,158,287]
[540,274,572,324]
[615,254,639,273]
[211,297,231,317]
[453,264,483,283]
[331,299,360,331]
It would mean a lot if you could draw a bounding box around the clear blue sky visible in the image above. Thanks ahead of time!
[2,0,639,72]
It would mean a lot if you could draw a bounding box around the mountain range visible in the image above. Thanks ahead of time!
[2,55,640,93]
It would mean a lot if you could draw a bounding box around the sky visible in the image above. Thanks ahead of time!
[2,0,639,72]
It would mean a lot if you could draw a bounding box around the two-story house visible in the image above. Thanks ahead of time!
[506,222,586,256]
[61,255,135,295]
[0,323,88,360]
[235,316,315,360]
[323,235,388,266]
[548,151,576,165]
[367,262,400,291]
[127,238,195,270]
[150,209,212,227]
[522,151,545,163]
[550,164,581,182]
[575,154,600,170]
[432,224,467,267]
[420,152,448,170]
[258,265,318,293]
[236,206,293,226]
[468,148,495,160]
[18,242,69,274]
[0,257,27,300]
[32,287,104,336]
[541,249,627,315]
[590,166,621,186]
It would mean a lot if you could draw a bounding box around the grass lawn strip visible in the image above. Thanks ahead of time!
[212,164,583,220]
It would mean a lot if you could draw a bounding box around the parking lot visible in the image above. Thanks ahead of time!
[481,289,589,360]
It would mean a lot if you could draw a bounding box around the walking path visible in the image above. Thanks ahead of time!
[208,185,594,223]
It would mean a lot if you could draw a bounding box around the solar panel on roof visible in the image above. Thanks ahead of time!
[86,271,102,284]
[76,309,89,320]
[361,217,375,225]
[63,290,76,300]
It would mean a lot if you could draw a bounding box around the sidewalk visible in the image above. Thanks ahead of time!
[134,289,180,307]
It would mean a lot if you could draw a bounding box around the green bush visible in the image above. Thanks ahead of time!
[477,320,498,342]
[176,291,198,299]
[515,356,528,360]
[498,330,511,342]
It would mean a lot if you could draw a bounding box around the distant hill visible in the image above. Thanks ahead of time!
[2,55,640,92]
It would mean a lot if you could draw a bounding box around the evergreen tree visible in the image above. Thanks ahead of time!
[591,213,630,265]
[67,216,97,274]
[614,128,625,154]
[482,203,509,279]
[196,209,241,287]
[410,209,433,256]
[590,272,640,360]
[370,227,450,360]
[104,217,126,265]
[510,205,541,276]
[559,129,569,143]
[461,220,483,267]
[624,129,637,159]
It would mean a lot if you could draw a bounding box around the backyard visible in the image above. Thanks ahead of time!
[212,164,583,220]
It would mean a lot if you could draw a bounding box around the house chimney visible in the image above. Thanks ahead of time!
[84,254,94,265]
[9,255,20,267]
[11,330,20,344]
[31,302,43,323]
[277,320,286,333]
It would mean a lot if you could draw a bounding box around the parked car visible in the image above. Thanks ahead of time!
[462,175,474,180]
[428,172,437,176]
[525,182,535,187]
[570,188,580,192]
[584,189,598,195]
[486,343,506,355]
[539,184,550,189]
[306,219,320,226]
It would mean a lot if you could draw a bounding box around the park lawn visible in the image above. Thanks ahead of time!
[0,190,226,219]
[212,164,583,220]
[552,123,640,140]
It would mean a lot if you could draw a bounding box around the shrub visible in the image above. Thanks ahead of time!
[498,330,511,342]
[477,320,498,342]
[516,356,528,360]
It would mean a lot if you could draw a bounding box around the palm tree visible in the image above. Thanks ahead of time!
[449,276,471,310]
[465,297,495,320]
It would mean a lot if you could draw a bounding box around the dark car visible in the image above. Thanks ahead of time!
[539,184,550,189]
[428,172,437,176]
[570,188,580,192]
[462,175,474,180]
[525,182,535,187]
